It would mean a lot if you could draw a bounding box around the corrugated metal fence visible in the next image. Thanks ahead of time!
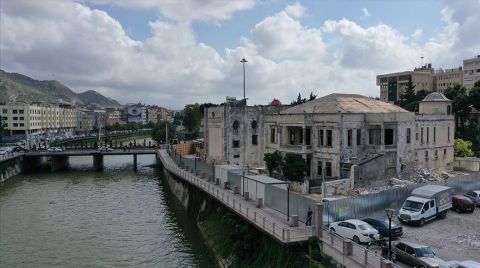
[323,173,480,225]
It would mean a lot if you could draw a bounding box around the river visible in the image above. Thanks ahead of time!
[0,155,217,267]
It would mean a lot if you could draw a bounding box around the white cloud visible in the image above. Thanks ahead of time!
[86,0,255,23]
[411,28,423,40]
[284,2,306,18]
[361,7,370,18]
[1,0,479,108]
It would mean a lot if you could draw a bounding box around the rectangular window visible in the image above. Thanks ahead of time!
[444,148,447,155]
[233,140,240,148]
[421,128,424,143]
[13,117,18,120]
[425,151,429,159]
[289,129,295,145]
[435,150,438,158]
[356,129,361,146]
[416,132,419,141]
[433,127,436,143]
[306,128,311,145]
[19,117,24,120]
[326,130,332,147]
[384,129,394,145]
[347,129,352,147]
[19,110,24,114]
[270,128,276,143]
[317,161,322,176]
[326,162,332,177]
[426,127,430,143]
[406,128,411,144]
[13,123,18,127]
[19,123,24,127]
[448,127,450,142]
[252,135,258,145]
[369,128,381,145]
[2,109,7,114]
[13,110,18,114]
[318,129,324,146]
[233,154,240,158]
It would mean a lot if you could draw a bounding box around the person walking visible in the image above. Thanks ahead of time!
[306,207,313,226]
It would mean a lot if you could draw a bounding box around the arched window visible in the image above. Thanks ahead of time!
[251,120,257,129]
[233,120,239,130]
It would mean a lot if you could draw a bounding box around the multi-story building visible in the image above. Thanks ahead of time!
[378,64,465,101]
[205,93,454,185]
[463,55,480,89]
[204,98,286,167]
[106,108,126,126]
[377,64,435,102]
[433,67,463,93]
[146,106,171,123]
[0,103,76,136]
[76,108,94,133]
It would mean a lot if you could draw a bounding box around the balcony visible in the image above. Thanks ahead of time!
[279,144,312,153]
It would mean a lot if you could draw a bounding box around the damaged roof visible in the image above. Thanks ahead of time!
[280,93,409,114]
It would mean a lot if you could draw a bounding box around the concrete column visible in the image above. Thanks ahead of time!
[133,154,137,170]
[314,203,323,238]
[93,154,104,171]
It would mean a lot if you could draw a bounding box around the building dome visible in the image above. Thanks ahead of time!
[422,92,451,102]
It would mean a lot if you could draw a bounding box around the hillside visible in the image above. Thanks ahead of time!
[0,70,121,106]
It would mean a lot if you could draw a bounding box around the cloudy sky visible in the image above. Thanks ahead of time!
[1,0,479,109]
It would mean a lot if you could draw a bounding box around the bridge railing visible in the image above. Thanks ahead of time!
[0,152,24,162]
[159,150,313,243]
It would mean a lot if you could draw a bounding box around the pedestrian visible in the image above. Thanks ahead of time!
[306,207,313,226]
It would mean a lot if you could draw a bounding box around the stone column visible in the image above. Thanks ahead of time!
[314,203,323,238]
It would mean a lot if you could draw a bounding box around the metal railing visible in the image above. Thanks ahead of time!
[0,152,24,162]
[321,228,401,268]
[159,149,313,243]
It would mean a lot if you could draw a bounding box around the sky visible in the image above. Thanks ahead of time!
[1,0,479,109]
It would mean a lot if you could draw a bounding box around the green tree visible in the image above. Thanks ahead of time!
[182,103,203,138]
[445,84,471,130]
[454,138,474,157]
[469,81,480,111]
[281,153,307,181]
[263,151,283,176]
[0,116,7,142]
[151,121,176,143]
[309,92,317,101]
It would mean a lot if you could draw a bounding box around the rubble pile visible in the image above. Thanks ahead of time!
[455,234,480,250]
[398,166,447,183]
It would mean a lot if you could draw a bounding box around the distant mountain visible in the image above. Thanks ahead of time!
[0,69,121,106]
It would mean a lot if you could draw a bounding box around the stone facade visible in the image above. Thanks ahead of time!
[205,93,455,185]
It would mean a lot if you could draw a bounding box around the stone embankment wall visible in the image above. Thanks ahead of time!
[0,158,22,183]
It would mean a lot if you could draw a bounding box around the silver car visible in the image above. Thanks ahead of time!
[392,241,443,268]
[465,190,480,206]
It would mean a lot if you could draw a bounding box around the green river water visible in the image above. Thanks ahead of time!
[0,155,217,268]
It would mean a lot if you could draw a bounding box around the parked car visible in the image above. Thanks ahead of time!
[47,147,64,152]
[465,191,480,206]
[98,146,113,152]
[0,150,8,156]
[362,217,403,239]
[398,185,453,226]
[451,194,475,213]
[12,146,28,153]
[329,219,379,243]
[392,241,443,268]
[440,260,480,268]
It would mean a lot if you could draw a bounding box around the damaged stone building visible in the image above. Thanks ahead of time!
[205,93,454,185]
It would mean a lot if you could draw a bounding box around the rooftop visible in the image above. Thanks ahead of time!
[280,93,409,114]
[422,92,451,102]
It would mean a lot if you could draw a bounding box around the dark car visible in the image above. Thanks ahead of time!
[362,217,403,239]
[452,194,475,213]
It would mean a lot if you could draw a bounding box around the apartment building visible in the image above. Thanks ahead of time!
[433,67,463,93]
[147,106,171,123]
[377,64,435,102]
[0,103,76,135]
[106,108,126,126]
[463,55,480,89]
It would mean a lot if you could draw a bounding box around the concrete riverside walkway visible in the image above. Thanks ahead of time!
[157,149,313,245]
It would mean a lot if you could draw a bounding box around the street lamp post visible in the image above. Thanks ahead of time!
[287,183,290,221]
[385,208,395,260]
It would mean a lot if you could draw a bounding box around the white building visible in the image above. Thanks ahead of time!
[463,55,480,89]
